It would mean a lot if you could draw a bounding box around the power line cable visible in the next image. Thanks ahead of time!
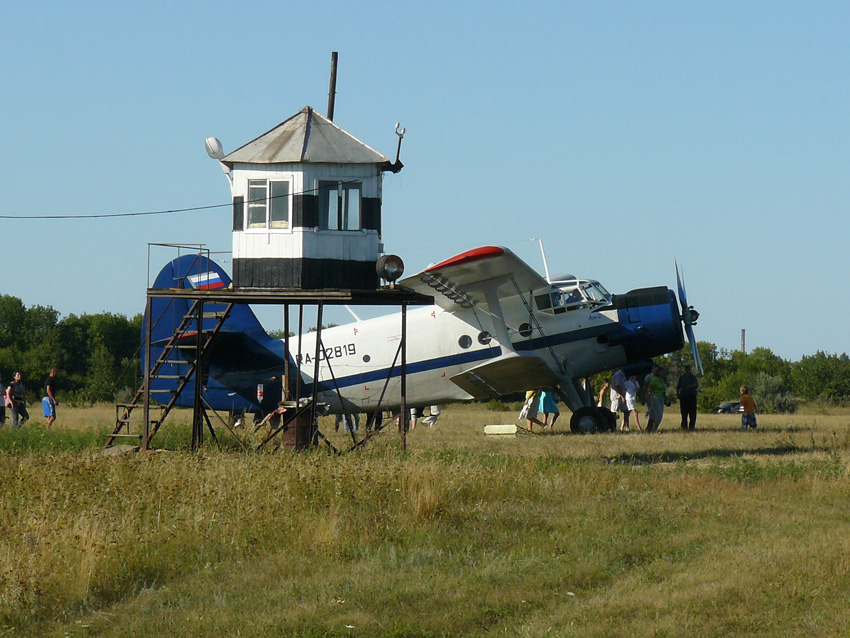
[0,175,378,220]
[0,202,228,220]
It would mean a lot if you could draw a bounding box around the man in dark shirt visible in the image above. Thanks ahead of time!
[43,368,59,427]
[676,364,699,430]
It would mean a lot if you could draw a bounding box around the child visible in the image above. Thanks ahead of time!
[740,385,757,429]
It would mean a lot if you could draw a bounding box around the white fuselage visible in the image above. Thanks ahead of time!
[290,295,628,413]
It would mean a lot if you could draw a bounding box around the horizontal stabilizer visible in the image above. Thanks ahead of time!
[449,353,560,398]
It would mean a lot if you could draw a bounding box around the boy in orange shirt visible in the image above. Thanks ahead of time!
[740,385,757,429]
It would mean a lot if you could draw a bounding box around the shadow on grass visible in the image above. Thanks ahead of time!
[541,424,817,438]
[654,425,818,434]
[608,444,814,466]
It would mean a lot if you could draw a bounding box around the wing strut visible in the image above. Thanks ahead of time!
[474,275,516,353]
[508,279,567,376]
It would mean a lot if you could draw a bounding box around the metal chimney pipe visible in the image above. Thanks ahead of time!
[327,51,338,121]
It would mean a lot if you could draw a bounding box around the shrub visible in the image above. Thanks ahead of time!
[486,399,508,411]
[751,372,798,414]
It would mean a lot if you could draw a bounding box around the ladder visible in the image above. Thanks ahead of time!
[105,300,235,448]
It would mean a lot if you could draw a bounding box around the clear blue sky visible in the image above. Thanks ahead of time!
[2,1,847,361]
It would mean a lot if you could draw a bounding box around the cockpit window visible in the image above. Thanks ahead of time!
[535,293,553,310]
[536,286,585,312]
[581,281,611,303]
[535,280,611,313]
[552,288,583,308]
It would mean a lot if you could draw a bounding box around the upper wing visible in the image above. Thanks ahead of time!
[398,247,571,398]
[397,246,549,312]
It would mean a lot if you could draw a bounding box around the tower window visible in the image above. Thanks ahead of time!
[246,179,290,230]
[318,180,361,230]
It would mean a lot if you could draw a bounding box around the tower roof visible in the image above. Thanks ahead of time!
[221,106,390,166]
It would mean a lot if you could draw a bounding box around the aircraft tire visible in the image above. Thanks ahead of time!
[570,406,604,434]
[599,407,617,432]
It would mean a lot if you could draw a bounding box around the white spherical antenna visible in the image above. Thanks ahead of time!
[205,137,224,160]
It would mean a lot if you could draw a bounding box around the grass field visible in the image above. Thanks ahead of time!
[2,403,850,636]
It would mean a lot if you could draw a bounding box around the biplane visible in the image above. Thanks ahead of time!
[144,246,701,433]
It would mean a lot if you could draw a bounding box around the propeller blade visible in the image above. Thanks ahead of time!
[675,259,703,375]
[675,258,687,314]
[684,323,704,376]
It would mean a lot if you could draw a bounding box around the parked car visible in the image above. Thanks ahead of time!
[717,401,743,414]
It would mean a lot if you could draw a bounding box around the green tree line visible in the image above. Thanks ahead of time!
[0,295,141,406]
[653,342,850,413]
[3,293,848,412]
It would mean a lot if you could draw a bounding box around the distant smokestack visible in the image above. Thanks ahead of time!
[741,329,746,353]
[327,51,338,121]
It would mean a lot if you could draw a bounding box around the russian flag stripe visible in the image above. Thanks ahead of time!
[188,272,225,289]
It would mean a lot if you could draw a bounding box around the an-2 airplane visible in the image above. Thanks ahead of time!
[145,246,701,434]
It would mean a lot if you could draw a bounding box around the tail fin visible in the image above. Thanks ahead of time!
[143,254,288,414]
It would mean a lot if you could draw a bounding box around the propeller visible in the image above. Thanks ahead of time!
[675,259,704,375]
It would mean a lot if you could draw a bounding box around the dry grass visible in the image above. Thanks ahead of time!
[1,403,849,636]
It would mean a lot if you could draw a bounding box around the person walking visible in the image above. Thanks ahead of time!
[43,368,59,427]
[597,379,610,408]
[539,387,560,431]
[645,366,667,433]
[609,368,626,430]
[676,364,699,430]
[0,373,5,426]
[335,412,360,432]
[624,375,642,431]
[409,407,422,430]
[740,385,758,430]
[521,389,546,431]
[421,405,441,427]
[7,371,29,429]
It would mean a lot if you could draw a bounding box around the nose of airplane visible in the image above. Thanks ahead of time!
[608,287,685,362]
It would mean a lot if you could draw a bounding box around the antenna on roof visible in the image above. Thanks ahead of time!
[327,51,339,121]
[394,122,406,162]
[380,122,407,174]
[529,238,552,283]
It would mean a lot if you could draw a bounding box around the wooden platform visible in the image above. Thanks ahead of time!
[146,286,433,306]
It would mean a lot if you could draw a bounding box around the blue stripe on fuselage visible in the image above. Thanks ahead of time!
[302,346,503,393]
[306,320,622,393]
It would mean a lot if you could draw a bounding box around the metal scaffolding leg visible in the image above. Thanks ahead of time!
[142,296,152,451]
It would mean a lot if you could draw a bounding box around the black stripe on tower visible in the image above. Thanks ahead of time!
[233,258,379,289]
[293,194,318,229]
[232,196,244,231]
[362,198,381,233]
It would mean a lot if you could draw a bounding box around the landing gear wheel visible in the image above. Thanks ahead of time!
[599,407,617,432]
[570,406,605,434]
